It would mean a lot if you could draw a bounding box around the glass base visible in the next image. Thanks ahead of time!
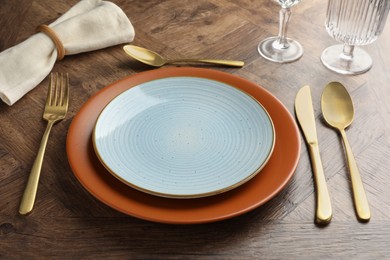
[321,44,372,75]
[258,36,303,63]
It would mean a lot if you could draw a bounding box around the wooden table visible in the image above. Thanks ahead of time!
[1,0,390,258]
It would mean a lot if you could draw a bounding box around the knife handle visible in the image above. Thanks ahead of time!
[308,143,332,225]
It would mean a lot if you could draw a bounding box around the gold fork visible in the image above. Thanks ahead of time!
[19,72,69,215]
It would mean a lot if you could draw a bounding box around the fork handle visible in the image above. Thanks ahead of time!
[19,120,54,215]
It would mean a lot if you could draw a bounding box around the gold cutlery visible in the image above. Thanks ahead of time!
[295,85,332,225]
[19,72,69,215]
[321,82,370,222]
[123,45,245,67]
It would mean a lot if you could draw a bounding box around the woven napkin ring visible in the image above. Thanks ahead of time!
[36,24,65,61]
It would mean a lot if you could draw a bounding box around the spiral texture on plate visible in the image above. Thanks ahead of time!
[93,77,274,198]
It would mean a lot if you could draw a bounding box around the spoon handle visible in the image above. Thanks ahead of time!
[168,59,244,67]
[308,143,333,225]
[340,129,371,222]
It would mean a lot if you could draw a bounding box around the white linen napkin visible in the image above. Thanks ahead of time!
[0,0,135,106]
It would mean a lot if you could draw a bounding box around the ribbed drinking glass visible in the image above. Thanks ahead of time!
[321,0,390,75]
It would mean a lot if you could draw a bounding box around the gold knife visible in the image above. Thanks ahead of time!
[295,85,332,225]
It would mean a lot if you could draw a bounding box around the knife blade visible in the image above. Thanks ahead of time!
[295,85,332,225]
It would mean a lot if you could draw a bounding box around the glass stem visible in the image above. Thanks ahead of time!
[340,44,355,61]
[276,7,292,49]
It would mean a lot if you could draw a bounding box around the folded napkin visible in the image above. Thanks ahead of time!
[0,0,135,105]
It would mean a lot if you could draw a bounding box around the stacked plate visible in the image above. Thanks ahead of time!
[66,67,300,224]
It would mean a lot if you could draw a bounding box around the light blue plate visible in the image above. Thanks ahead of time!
[93,77,275,198]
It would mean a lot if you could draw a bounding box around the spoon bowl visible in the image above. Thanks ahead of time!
[321,82,354,130]
[124,45,166,67]
[123,45,245,68]
[321,81,370,222]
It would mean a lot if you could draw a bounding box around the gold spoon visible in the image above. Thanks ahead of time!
[123,45,245,67]
[321,82,370,222]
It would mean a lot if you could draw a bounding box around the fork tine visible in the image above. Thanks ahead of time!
[63,72,69,108]
[47,73,55,106]
[58,72,68,107]
[55,73,60,106]
[47,72,70,107]
[58,73,64,107]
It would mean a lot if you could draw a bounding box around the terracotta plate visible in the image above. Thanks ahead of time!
[66,67,301,224]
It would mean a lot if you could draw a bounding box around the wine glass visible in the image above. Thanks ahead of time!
[258,0,303,63]
[321,0,390,75]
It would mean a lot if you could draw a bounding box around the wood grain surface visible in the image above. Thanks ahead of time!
[1,0,390,258]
